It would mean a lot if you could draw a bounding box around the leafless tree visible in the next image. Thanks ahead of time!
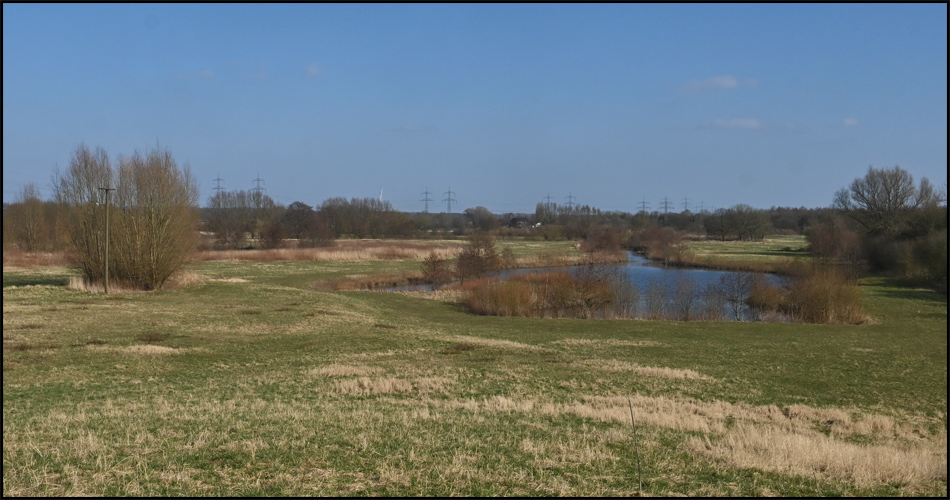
[53,143,114,282]
[700,283,727,321]
[207,190,255,249]
[455,232,503,284]
[111,147,199,289]
[608,270,639,319]
[54,144,198,290]
[644,280,668,320]
[421,252,453,290]
[834,165,943,235]
[720,271,753,321]
[673,275,699,321]
[10,184,46,252]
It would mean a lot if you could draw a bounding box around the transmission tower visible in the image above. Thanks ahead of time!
[660,196,674,213]
[212,174,225,194]
[565,192,577,209]
[682,197,690,212]
[543,193,554,209]
[443,187,457,213]
[420,188,434,213]
[250,173,266,209]
[637,198,650,213]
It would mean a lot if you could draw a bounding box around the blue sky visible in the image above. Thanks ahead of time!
[3,3,947,214]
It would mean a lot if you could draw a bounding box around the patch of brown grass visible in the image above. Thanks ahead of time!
[191,240,463,263]
[2,250,71,268]
[686,423,946,487]
[311,271,424,291]
[309,364,384,377]
[66,276,140,294]
[331,376,454,395]
[577,359,714,380]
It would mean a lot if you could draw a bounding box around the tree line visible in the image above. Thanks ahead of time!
[4,145,946,293]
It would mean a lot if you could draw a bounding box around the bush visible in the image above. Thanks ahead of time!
[784,266,868,324]
[54,144,199,290]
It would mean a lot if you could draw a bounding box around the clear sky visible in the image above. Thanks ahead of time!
[3,3,947,214]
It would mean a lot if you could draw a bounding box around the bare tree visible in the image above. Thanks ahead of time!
[207,190,254,249]
[834,165,943,235]
[455,232,503,284]
[644,280,668,320]
[421,252,453,290]
[53,144,114,283]
[54,144,198,290]
[700,283,727,321]
[11,184,46,252]
[111,147,199,289]
[704,208,734,241]
[608,269,639,319]
[673,275,699,321]
[720,271,753,321]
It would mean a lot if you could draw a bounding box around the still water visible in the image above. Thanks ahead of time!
[394,252,787,321]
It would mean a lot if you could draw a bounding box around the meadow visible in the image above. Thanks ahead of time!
[3,237,946,496]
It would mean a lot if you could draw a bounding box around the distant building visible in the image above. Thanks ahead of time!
[508,217,530,229]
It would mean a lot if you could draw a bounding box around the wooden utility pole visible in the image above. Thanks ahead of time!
[99,187,115,294]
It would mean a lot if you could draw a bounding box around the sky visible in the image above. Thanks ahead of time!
[3,3,947,214]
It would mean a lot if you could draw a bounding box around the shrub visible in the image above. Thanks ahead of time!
[784,266,868,324]
[54,144,199,290]
[421,252,453,290]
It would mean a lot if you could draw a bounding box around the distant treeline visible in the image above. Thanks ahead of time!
[4,152,946,293]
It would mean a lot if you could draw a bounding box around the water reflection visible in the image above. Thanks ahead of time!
[394,252,788,322]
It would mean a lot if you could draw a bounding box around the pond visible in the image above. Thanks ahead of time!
[390,252,786,321]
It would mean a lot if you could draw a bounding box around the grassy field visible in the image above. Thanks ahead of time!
[3,238,946,496]
[680,235,813,272]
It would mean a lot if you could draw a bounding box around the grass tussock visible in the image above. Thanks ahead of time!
[331,376,455,395]
[309,364,384,377]
[65,276,140,294]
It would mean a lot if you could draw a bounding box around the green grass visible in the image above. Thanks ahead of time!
[685,234,811,265]
[3,240,947,496]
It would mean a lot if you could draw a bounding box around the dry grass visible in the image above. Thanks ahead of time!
[2,250,71,268]
[577,358,714,380]
[309,364,384,377]
[191,240,464,263]
[442,335,554,353]
[686,423,947,487]
[552,339,669,348]
[331,376,455,395]
[410,392,945,491]
[311,271,425,291]
[65,276,142,294]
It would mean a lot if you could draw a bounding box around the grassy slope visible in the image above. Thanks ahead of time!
[3,239,947,496]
